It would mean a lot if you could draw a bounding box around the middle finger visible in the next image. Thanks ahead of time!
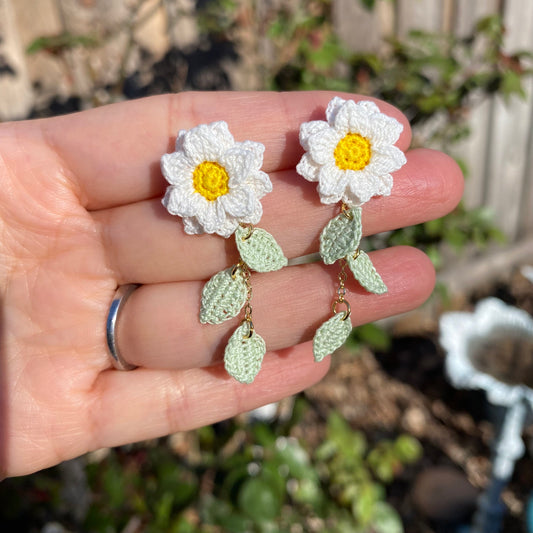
[94,148,462,284]
[115,245,434,370]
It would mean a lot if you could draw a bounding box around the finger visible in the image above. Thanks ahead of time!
[87,341,329,454]
[114,246,433,370]
[35,92,411,210]
[94,148,462,284]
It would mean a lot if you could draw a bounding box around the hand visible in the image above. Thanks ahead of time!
[0,92,463,477]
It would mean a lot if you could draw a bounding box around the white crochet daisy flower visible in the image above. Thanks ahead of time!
[161,121,272,238]
[297,97,406,206]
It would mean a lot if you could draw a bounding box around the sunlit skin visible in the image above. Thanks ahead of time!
[0,91,463,477]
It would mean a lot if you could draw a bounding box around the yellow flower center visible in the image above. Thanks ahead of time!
[192,161,230,201]
[334,133,372,171]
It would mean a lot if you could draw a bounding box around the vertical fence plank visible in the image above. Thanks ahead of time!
[396,0,445,36]
[453,0,501,209]
[3,0,533,239]
[453,0,499,37]
[11,0,67,104]
[134,0,169,59]
[0,0,34,121]
[484,0,533,239]
[11,0,63,46]
[459,99,493,209]
[518,100,533,238]
[333,0,385,52]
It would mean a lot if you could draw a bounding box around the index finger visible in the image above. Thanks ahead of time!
[37,91,412,210]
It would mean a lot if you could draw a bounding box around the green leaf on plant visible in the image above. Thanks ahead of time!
[238,476,283,522]
[27,33,99,54]
[393,435,423,463]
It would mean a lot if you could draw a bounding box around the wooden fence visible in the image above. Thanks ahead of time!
[1,0,532,242]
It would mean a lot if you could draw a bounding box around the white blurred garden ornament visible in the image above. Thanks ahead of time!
[440,297,533,533]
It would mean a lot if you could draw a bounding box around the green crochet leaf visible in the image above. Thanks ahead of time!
[200,266,247,324]
[347,251,387,294]
[319,207,362,265]
[313,313,352,362]
[235,226,288,273]
[224,322,266,384]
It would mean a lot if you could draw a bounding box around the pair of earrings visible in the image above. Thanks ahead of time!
[161,97,406,384]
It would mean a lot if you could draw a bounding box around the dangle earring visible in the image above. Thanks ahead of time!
[296,97,407,362]
[161,121,287,384]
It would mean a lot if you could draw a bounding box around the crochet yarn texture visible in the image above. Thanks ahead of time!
[319,207,362,265]
[347,251,387,295]
[224,322,266,385]
[161,121,271,238]
[235,226,288,273]
[296,97,406,206]
[297,96,406,363]
[313,313,353,363]
[199,267,248,325]
[162,120,288,384]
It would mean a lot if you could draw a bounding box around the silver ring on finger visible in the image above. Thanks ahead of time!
[106,284,140,371]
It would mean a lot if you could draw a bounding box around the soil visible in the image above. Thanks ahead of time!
[301,268,533,532]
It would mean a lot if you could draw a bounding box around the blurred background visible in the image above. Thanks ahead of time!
[1,0,533,532]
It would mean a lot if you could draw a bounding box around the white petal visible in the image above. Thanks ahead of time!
[335,100,375,138]
[365,114,404,146]
[307,127,340,165]
[325,96,346,125]
[183,122,235,164]
[296,153,321,182]
[245,170,272,198]
[377,174,394,196]
[220,186,255,217]
[182,216,204,235]
[333,100,357,134]
[195,200,227,234]
[222,147,254,186]
[319,192,343,205]
[162,186,204,217]
[342,186,370,206]
[344,168,391,204]
[299,120,329,150]
[175,129,187,151]
[368,145,406,175]
[161,152,195,185]
[238,140,265,170]
[216,217,239,238]
[240,198,263,225]
[357,100,381,114]
[317,163,347,204]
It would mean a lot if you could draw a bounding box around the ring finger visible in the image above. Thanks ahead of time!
[93,148,462,284]
[111,245,434,370]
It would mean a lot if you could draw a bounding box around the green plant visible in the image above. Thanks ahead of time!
[81,407,420,532]
[350,16,532,143]
[27,33,100,55]
[365,203,506,269]
[267,0,350,92]
[0,400,421,533]
[348,323,392,353]
[268,10,531,266]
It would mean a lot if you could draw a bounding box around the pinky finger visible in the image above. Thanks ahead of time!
[88,342,330,451]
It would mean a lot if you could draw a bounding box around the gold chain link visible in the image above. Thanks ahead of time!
[231,260,254,338]
[332,203,354,321]
[239,223,255,241]
[337,259,348,302]
[241,263,253,323]
[331,259,351,320]
[341,202,353,219]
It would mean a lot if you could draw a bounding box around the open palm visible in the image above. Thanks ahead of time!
[0,92,463,477]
